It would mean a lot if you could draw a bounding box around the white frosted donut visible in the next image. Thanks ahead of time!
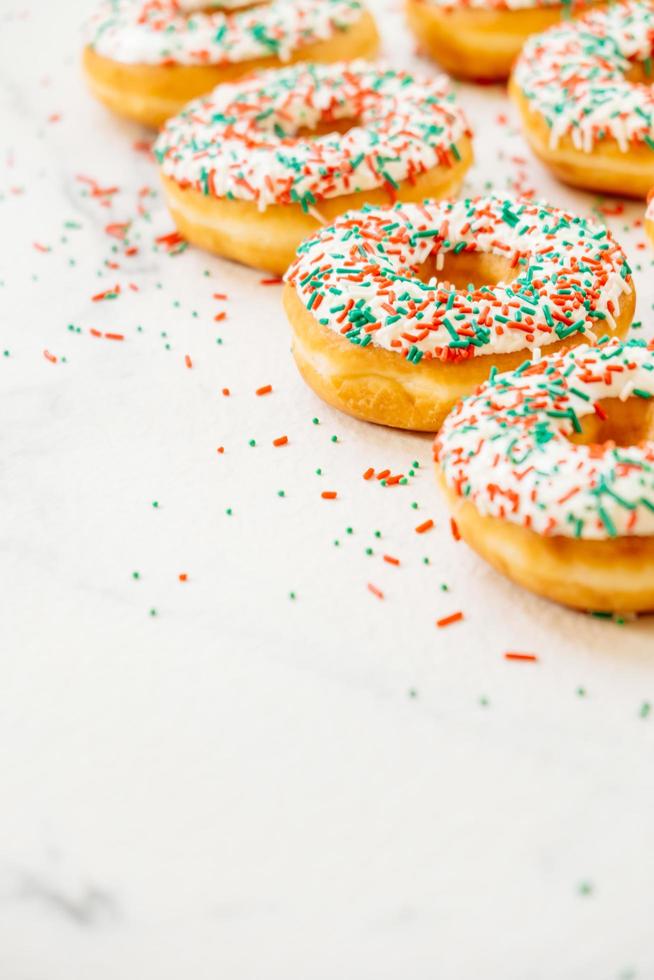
[82,0,379,127]
[86,0,367,65]
[434,336,654,611]
[282,194,635,430]
[511,0,654,197]
[155,61,474,273]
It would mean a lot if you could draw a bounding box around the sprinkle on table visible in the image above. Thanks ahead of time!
[436,611,464,628]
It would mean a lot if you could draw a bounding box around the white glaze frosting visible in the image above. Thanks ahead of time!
[85,0,366,66]
[155,61,471,211]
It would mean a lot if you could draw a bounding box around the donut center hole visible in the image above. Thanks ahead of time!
[294,116,361,139]
[568,397,654,449]
[623,59,654,85]
[183,0,267,13]
[416,251,519,291]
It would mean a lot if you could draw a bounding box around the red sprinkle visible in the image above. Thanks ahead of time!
[178,573,188,582]
[363,467,375,480]
[367,583,384,600]
[273,435,288,447]
[256,384,272,396]
[415,519,434,534]
[436,611,464,628]
[450,517,461,541]
[43,350,57,363]
[184,354,193,369]
[321,491,337,500]
[504,652,539,662]
[222,387,230,396]
[383,554,400,566]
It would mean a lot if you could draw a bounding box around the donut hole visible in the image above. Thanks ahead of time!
[568,396,654,449]
[415,250,520,291]
[294,116,361,139]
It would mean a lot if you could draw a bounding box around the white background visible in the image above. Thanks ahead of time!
[1,1,654,977]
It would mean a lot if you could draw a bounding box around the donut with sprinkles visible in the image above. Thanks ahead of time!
[83,0,379,128]
[434,336,654,612]
[405,0,595,82]
[283,194,635,431]
[154,61,474,274]
[511,0,654,197]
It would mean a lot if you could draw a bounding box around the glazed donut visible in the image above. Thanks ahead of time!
[511,1,654,197]
[646,190,654,246]
[154,61,474,274]
[283,195,635,431]
[434,337,654,613]
[83,0,379,128]
[405,0,594,82]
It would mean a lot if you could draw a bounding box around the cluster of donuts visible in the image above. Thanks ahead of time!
[83,0,654,614]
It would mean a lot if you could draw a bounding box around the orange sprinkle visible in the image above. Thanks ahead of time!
[260,277,283,285]
[256,384,272,396]
[213,292,228,300]
[383,554,400,566]
[214,312,227,322]
[104,332,124,341]
[43,350,57,363]
[178,573,188,582]
[184,354,193,369]
[321,491,337,500]
[367,583,384,600]
[415,519,434,534]
[450,517,461,541]
[436,611,464,628]
[217,446,225,454]
[273,435,288,447]
[504,652,538,662]
[363,467,375,480]
[222,387,230,396]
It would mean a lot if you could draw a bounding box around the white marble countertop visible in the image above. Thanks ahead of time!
[1,1,654,977]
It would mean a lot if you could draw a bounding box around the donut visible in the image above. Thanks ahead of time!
[83,0,379,128]
[434,337,654,613]
[405,0,594,82]
[511,0,654,197]
[283,195,636,431]
[646,190,654,246]
[154,61,474,274]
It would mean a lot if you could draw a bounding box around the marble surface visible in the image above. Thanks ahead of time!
[2,1,654,977]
